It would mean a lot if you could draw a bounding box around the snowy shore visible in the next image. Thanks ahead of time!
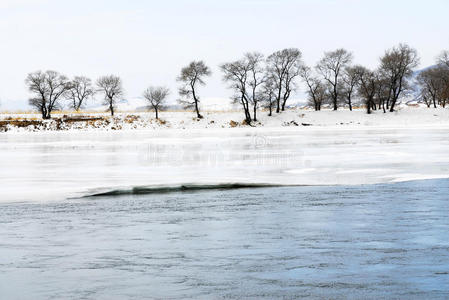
[1,106,449,132]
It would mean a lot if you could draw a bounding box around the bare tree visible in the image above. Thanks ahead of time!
[417,67,442,108]
[246,52,266,121]
[434,51,449,108]
[441,78,449,108]
[220,58,252,124]
[307,80,327,111]
[143,86,169,119]
[67,76,95,111]
[221,52,265,123]
[300,66,326,111]
[96,75,123,116]
[341,66,361,111]
[316,48,353,111]
[177,61,211,119]
[419,65,449,108]
[374,74,390,113]
[261,76,277,116]
[25,70,71,119]
[266,48,302,113]
[357,67,377,114]
[379,44,420,112]
[420,88,433,108]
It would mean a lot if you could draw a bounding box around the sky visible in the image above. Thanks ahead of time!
[1,0,448,110]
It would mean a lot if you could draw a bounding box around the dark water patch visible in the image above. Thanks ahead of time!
[85,183,288,197]
[0,179,449,299]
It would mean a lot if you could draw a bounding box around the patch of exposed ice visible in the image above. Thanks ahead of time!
[1,120,449,202]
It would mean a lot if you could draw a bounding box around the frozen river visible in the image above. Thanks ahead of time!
[1,127,449,299]
[1,180,448,299]
[1,126,449,202]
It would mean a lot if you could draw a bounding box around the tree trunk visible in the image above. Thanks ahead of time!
[243,107,251,124]
[192,86,203,119]
[110,104,114,116]
[281,92,289,111]
[194,101,202,118]
[367,100,372,114]
[389,101,396,112]
[253,104,257,122]
[155,108,159,119]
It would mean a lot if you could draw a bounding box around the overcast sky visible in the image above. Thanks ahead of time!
[1,0,448,110]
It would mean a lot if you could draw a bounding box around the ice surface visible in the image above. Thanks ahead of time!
[1,125,449,202]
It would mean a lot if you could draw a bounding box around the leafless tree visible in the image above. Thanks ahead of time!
[417,67,442,108]
[441,85,449,108]
[341,66,362,111]
[221,58,252,124]
[67,76,95,111]
[300,66,326,111]
[434,51,449,108]
[246,52,266,121]
[25,70,71,119]
[316,48,353,111]
[260,76,277,116]
[221,52,265,123]
[143,86,169,119]
[379,44,420,112]
[266,48,302,113]
[420,89,433,108]
[96,75,123,116]
[374,74,390,113]
[419,65,449,108]
[357,67,377,114]
[177,61,211,119]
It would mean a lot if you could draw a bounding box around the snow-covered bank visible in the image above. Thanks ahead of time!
[1,122,449,202]
[1,106,449,132]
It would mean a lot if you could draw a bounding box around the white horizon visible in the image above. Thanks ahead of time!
[1,0,448,110]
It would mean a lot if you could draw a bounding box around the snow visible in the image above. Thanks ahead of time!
[1,105,449,132]
[1,106,449,203]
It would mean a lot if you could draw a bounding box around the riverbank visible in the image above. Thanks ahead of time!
[1,106,448,132]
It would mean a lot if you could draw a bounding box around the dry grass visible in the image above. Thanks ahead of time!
[123,115,140,124]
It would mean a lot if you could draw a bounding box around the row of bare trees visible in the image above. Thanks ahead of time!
[301,44,424,114]
[24,61,209,120]
[417,51,449,108]
[220,49,303,124]
[25,72,123,119]
[24,46,449,120]
[300,48,449,114]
